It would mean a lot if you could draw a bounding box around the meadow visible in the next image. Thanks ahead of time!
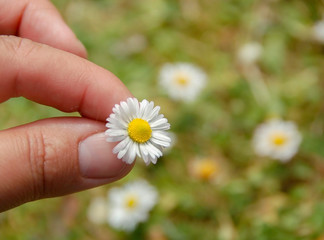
[1,0,324,239]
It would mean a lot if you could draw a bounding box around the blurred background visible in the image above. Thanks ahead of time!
[1,0,324,239]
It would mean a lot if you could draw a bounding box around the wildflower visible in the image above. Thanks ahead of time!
[87,197,107,224]
[313,20,324,43]
[159,63,207,102]
[107,180,158,232]
[106,98,171,165]
[188,157,220,182]
[253,119,302,162]
[237,42,262,65]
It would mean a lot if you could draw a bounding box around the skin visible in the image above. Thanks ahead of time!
[0,0,134,211]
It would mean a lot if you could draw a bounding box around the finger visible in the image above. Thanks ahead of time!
[0,0,87,58]
[0,36,132,121]
[0,117,134,212]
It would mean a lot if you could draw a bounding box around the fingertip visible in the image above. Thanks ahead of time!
[18,0,88,58]
[78,132,134,179]
[74,39,88,59]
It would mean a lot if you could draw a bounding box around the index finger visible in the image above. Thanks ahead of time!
[0,0,87,58]
[0,36,132,121]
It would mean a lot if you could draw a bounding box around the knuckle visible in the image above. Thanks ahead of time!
[25,129,58,199]
[0,36,19,55]
[24,130,46,200]
[0,35,41,58]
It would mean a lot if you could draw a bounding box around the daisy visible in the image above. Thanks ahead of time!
[87,197,107,224]
[188,157,219,181]
[313,20,324,43]
[106,98,171,165]
[237,42,262,65]
[159,63,207,102]
[253,119,302,162]
[107,180,158,232]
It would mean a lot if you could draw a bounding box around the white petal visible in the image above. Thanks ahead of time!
[140,143,161,165]
[117,148,127,159]
[152,131,172,142]
[152,123,170,131]
[150,113,164,123]
[107,115,128,128]
[127,98,139,119]
[151,157,158,164]
[142,100,154,119]
[151,138,170,147]
[106,135,126,142]
[147,143,162,157]
[122,141,137,164]
[145,106,160,122]
[113,137,130,154]
[139,144,150,165]
[139,99,149,118]
[134,143,141,158]
[112,104,121,114]
[139,143,149,156]
[146,155,156,166]
[142,153,150,165]
[120,101,132,122]
[106,129,127,137]
[150,118,168,127]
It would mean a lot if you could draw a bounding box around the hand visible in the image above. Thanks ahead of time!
[0,0,133,212]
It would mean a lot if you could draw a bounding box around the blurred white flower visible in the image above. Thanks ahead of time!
[106,98,171,165]
[237,42,263,65]
[313,20,324,43]
[87,197,107,224]
[159,63,207,102]
[253,119,302,162]
[107,180,158,232]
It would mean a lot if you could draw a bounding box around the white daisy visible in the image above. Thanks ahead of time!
[107,180,158,232]
[313,20,324,43]
[237,42,263,65]
[105,98,171,165]
[253,119,302,162]
[159,63,207,102]
[87,197,107,224]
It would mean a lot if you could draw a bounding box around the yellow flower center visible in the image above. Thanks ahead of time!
[198,160,218,180]
[174,74,189,86]
[128,118,152,143]
[271,133,287,146]
[125,195,138,209]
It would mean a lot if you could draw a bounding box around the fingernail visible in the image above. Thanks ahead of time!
[78,132,125,178]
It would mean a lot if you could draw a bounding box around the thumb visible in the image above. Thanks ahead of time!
[0,117,133,212]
